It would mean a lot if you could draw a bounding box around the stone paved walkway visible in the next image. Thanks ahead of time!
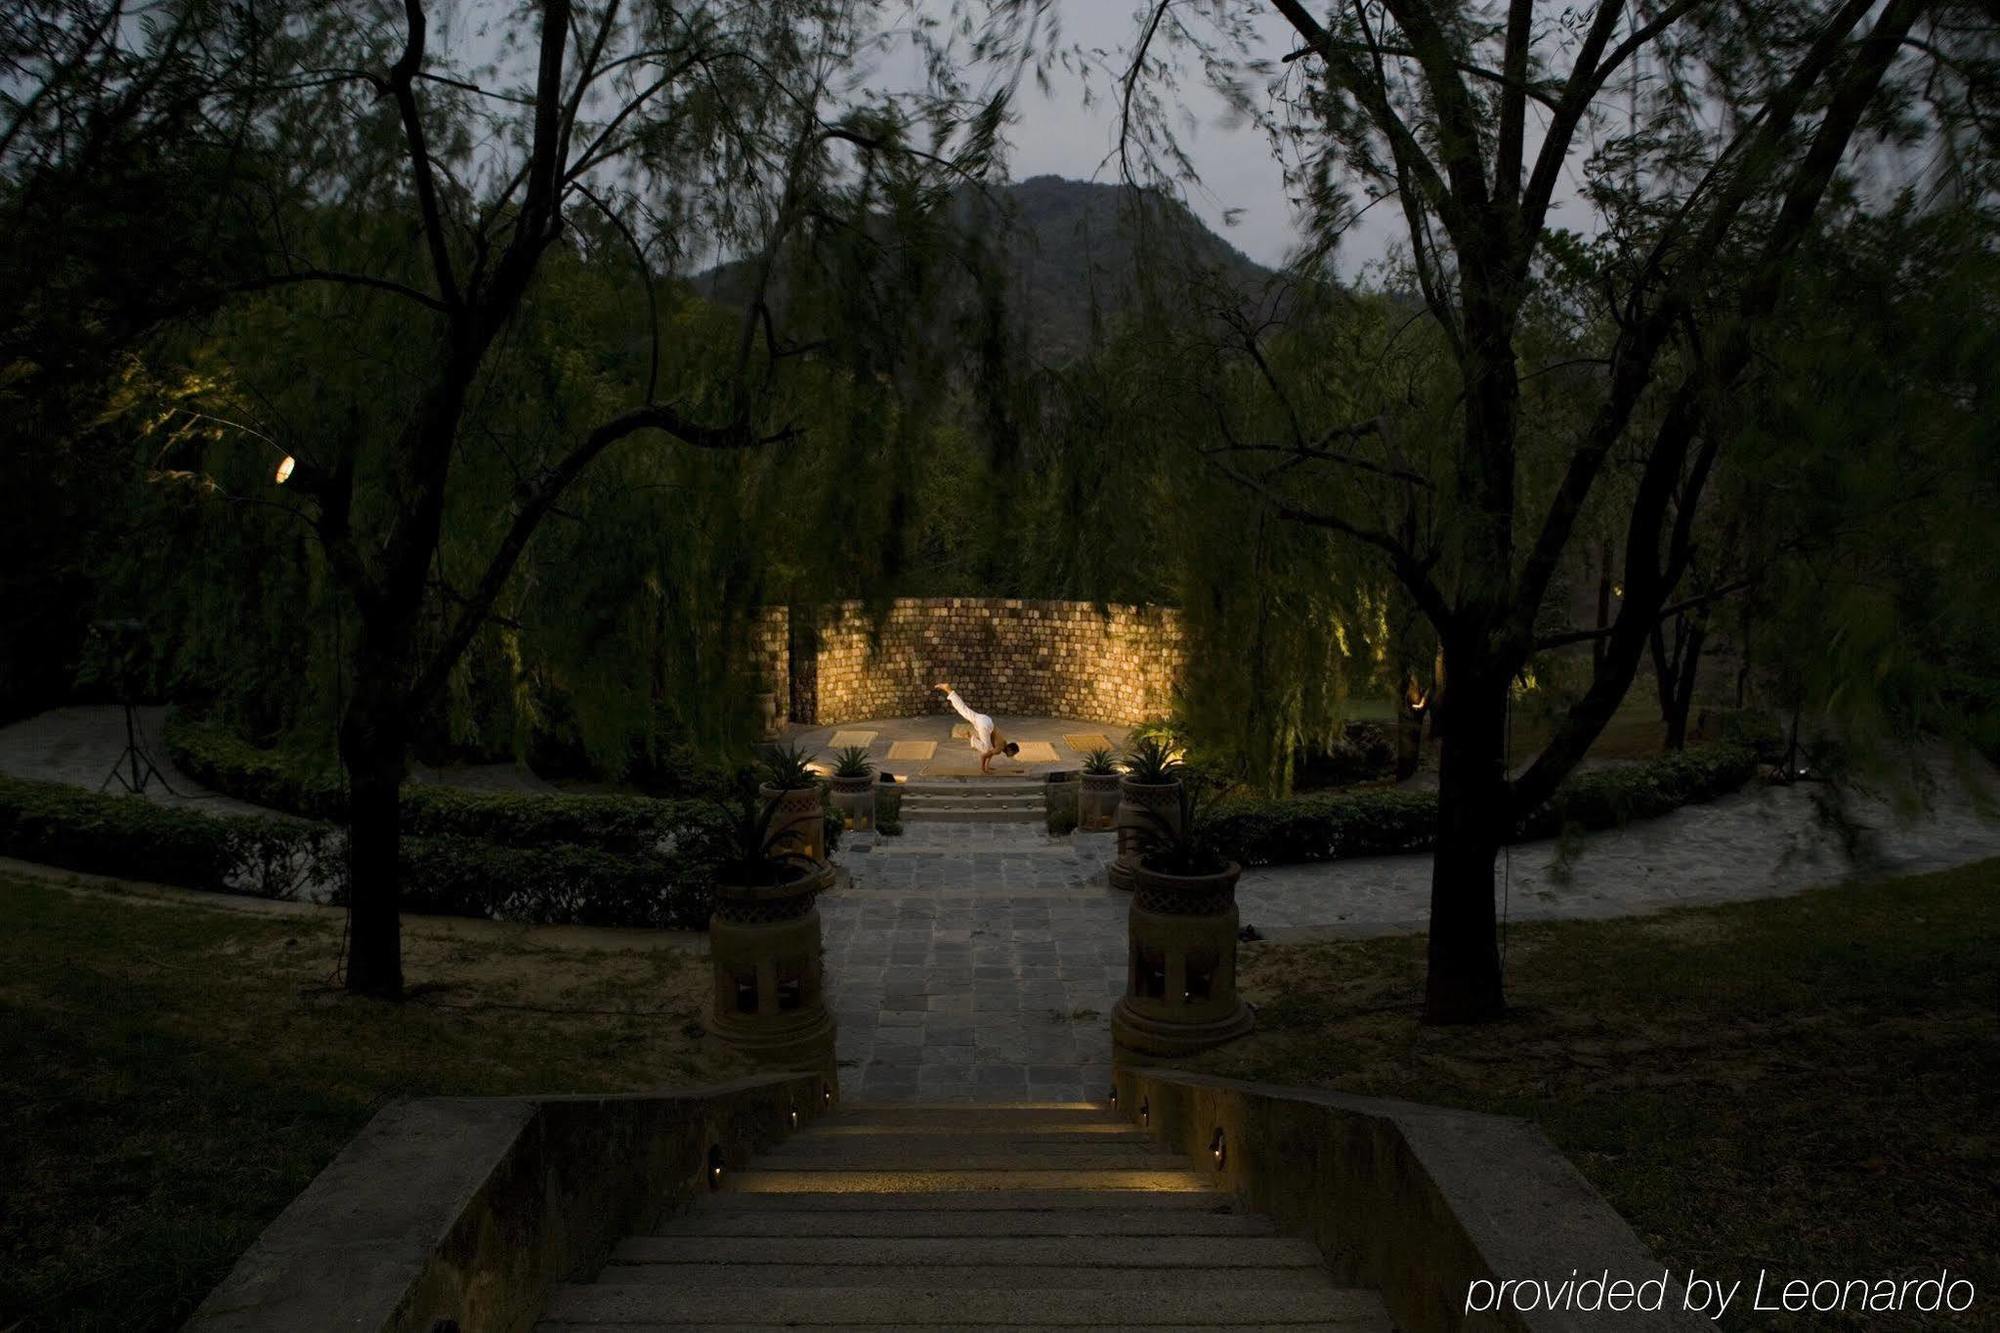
[823,827,1122,1102]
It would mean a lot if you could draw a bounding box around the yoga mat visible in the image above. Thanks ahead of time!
[951,723,973,739]
[827,730,877,749]
[1010,741,1060,764]
[887,740,935,762]
[1064,733,1114,754]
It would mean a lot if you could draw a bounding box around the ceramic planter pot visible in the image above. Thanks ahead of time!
[828,773,876,831]
[1080,771,1121,831]
[1109,776,1182,891]
[1111,858,1254,1058]
[759,782,825,862]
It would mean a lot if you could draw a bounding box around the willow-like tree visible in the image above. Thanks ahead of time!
[992,0,1997,1021]
[207,0,1002,998]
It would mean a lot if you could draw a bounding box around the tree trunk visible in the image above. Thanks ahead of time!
[339,684,407,999]
[1664,620,1707,750]
[1424,665,1507,1024]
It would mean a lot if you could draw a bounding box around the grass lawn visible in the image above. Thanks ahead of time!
[0,871,742,1333]
[1197,859,1999,1324]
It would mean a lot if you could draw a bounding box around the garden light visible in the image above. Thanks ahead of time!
[274,455,296,484]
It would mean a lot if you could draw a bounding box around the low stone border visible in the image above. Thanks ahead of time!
[1112,1067,1699,1332]
[187,1072,831,1332]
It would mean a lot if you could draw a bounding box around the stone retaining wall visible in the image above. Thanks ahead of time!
[796,598,1185,726]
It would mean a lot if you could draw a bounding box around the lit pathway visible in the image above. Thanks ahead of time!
[1231,763,2000,938]
[823,825,1122,1103]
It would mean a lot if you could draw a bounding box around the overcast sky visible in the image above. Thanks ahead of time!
[911,3,1342,272]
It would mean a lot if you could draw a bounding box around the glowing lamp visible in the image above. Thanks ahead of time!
[706,1144,725,1191]
[274,455,296,484]
[1210,1127,1227,1169]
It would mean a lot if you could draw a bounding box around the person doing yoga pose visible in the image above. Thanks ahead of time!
[934,683,1020,774]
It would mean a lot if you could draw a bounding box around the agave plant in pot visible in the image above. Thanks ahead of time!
[828,745,877,831]
[758,741,826,863]
[1111,777,1254,1059]
[1079,747,1121,832]
[707,778,837,1068]
[1109,733,1182,891]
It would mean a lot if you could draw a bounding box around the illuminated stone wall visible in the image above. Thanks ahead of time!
[783,598,1185,726]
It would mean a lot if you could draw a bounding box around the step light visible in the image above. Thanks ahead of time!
[1210,1127,1227,1170]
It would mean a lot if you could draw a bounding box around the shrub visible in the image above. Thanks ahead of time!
[1292,722,1397,790]
[831,745,874,779]
[0,775,341,899]
[164,712,724,855]
[1212,744,1757,867]
[393,832,726,930]
[161,713,345,819]
[1080,747,1119,776]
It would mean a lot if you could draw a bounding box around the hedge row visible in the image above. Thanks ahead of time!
[162,712,735,854]
[1211,743,1758,867]
[0,775,340,899]
[0,774,733,928]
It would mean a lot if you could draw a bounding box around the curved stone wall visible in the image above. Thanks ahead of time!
[765,598,1186,727]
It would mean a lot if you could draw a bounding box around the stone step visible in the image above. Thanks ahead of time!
[903,805,1044,823]
[609,1235,1324,1269]
[796,1112,1144,1136]
[646,1207,1275,1238]
[539,1285,1392,1328]
[748,1140,1188,1170]
[900,780,1047,797]
[723,1168,1215,1195]
[901,795,1044,811]
[693,1189,1240,1212]
[593,1263,1335,1291]
[829,1101,1112,1123]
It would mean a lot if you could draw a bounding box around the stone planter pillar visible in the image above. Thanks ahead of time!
[760,782,825,862]
[1109,777,1182,891]
[1080,772,1121,831]
[828,774,876,832]
[754,690,783,740]
[709,861,837,1068]
[1112,860,1254,1058]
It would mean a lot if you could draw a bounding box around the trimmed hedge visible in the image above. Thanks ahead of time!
[1212,743,1758,867]
[0,775,339,899]
[163,712,740,855]
[0,773,735,928]
[161,713,347,819]
[394,825,733,931]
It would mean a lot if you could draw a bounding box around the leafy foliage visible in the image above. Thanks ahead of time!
[0,775,338,900]
[1121,734,1182,785]
[1133,776,1233,877]
[758,742,819,791]
[1080,747,1119,776]
[831,745,874,779]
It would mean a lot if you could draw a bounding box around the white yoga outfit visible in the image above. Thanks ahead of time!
[944,689,996,754]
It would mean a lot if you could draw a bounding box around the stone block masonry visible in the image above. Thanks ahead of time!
[770,598,1186,727]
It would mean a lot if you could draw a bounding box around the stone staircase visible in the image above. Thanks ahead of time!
[537,1101,1391,1330]
[897,776,1046,824]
